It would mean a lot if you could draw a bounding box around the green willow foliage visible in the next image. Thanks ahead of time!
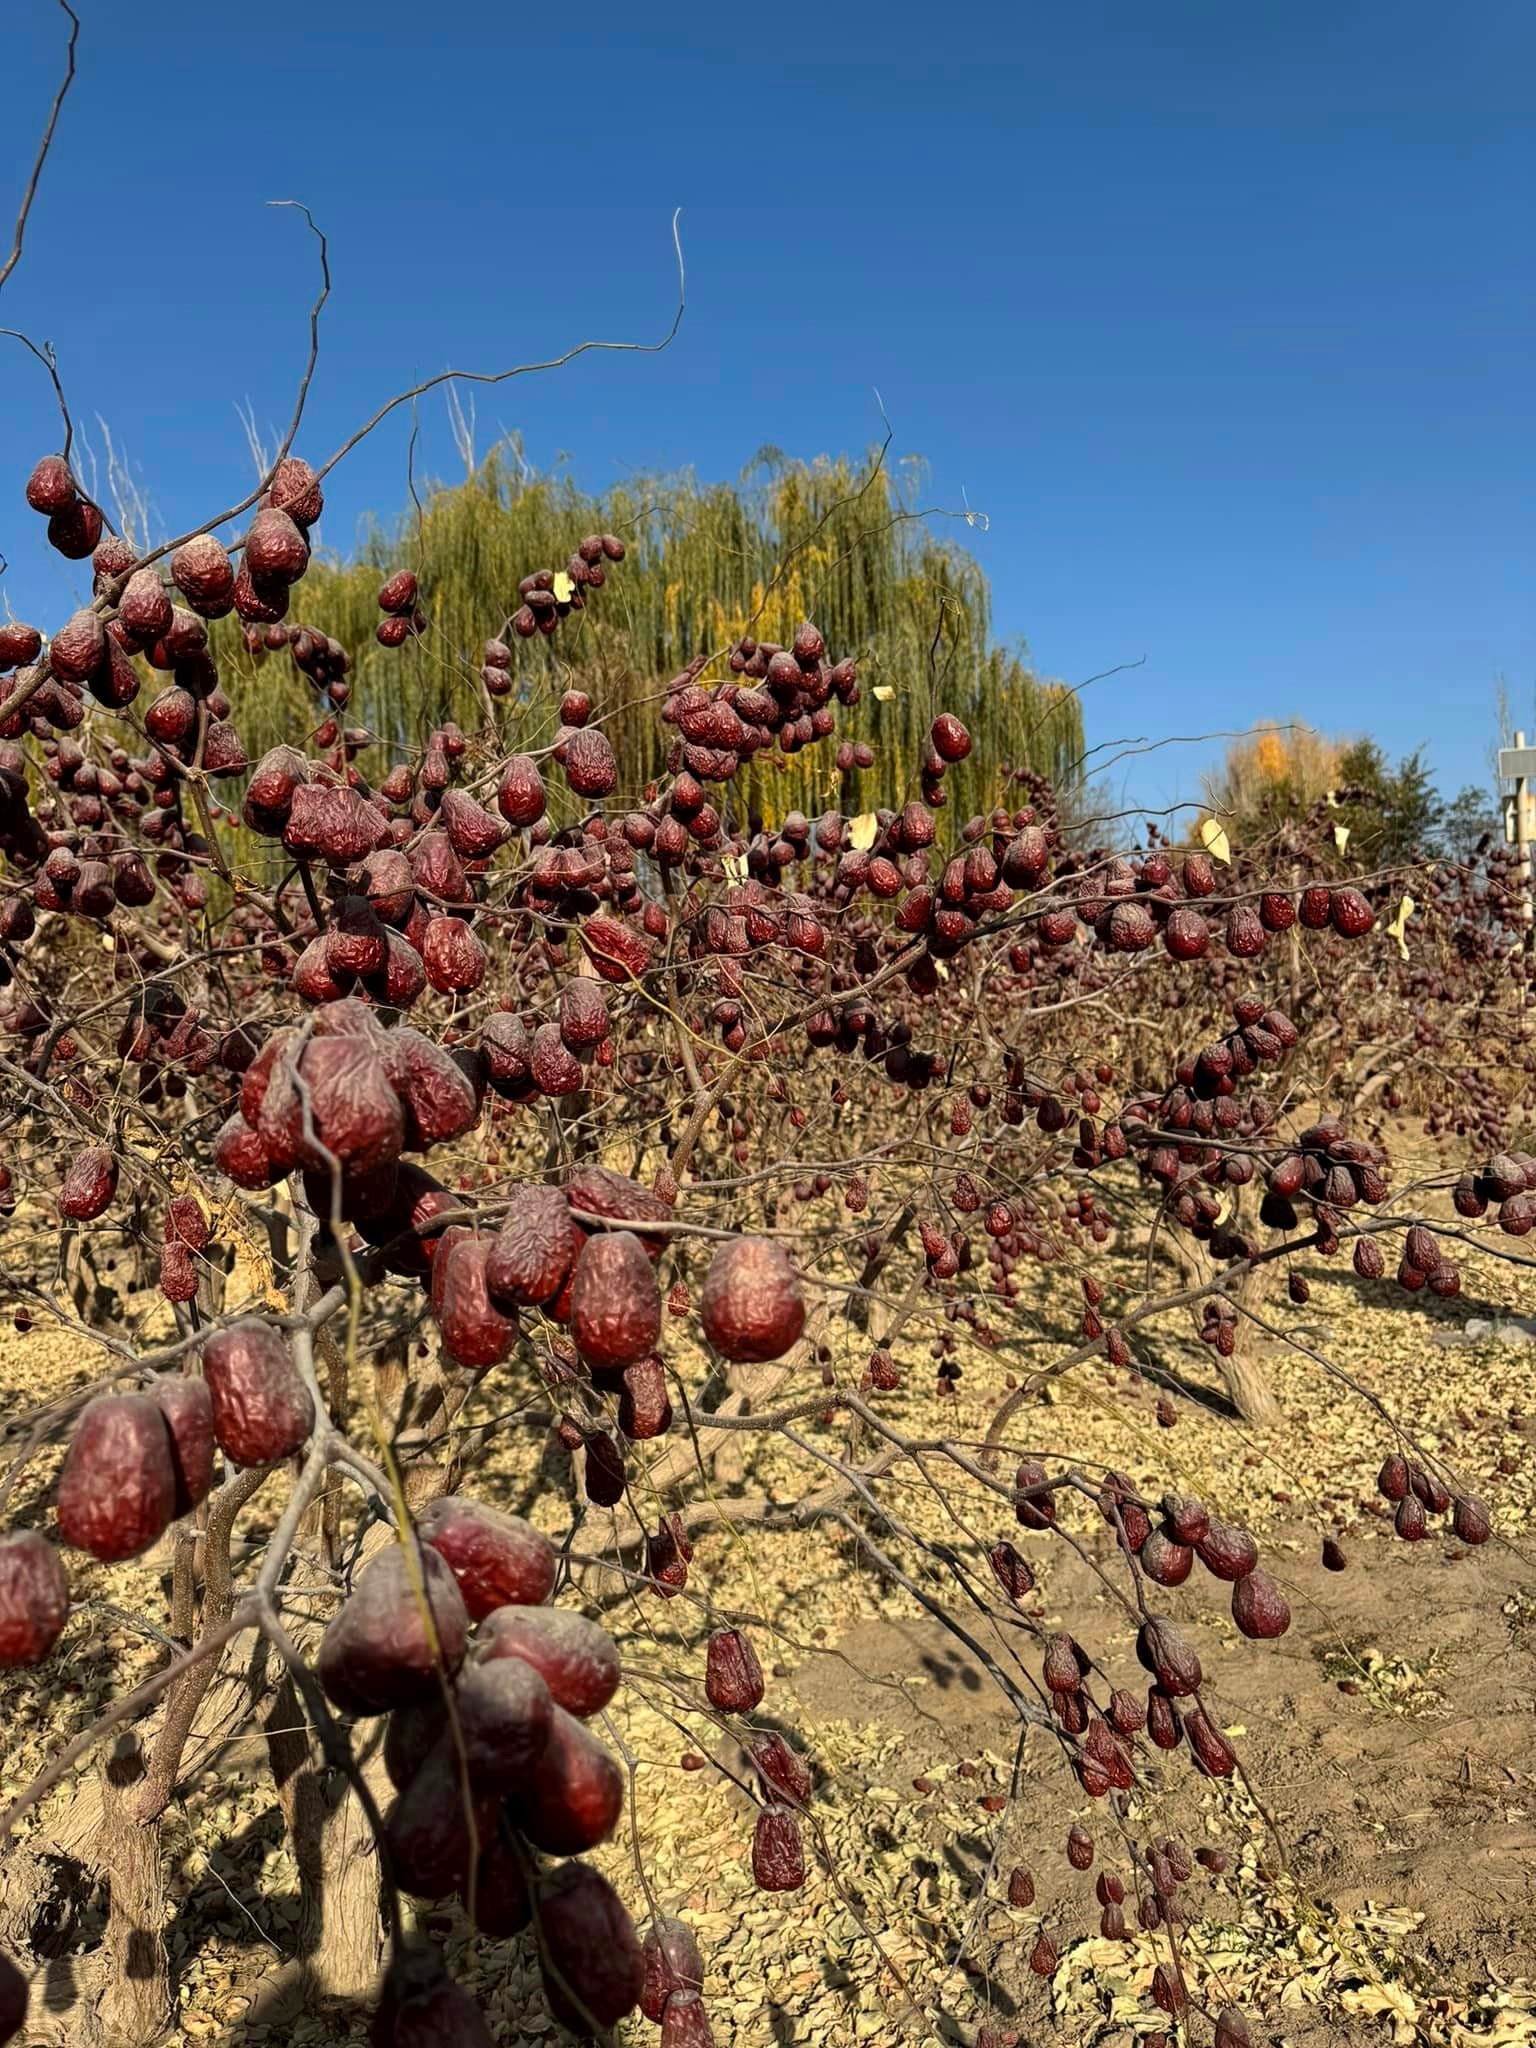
[222,447,1083,833]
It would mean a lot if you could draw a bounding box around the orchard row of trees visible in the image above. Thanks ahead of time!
[0,16,1530,2048]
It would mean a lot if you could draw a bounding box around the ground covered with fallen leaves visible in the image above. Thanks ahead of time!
[3,1133,1535,2048]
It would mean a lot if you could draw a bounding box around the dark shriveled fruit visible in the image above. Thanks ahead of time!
[370,1950,494,2048]
[318,1543,469,1715]
[416,1497,556,1618]
[1014,1456,1056,1528]
[59,1145,118,1221]
[463,1822,532,1939]
[148,1374,216,1515]
[484,1184,579,1309]
[1231,1567,1291,1639]
[0,1531,69,1668]
[641,1916,706,2022]
[56,1396,176,1562]
[431,1233,516,1372]
[1195,1521,1258,1582]
[452,1657,553,1793]
[536,1862,644,2032]
[705,1627,766,1712]
[1452,1495,1491,1544]
[383,1698,445,1793]
[1185,1708,1238,1777]
[475,1604,620,1718]
[660,1987,715,2043]
[386,1741,495,1899]
[752,1808,806,1891]
[202,1319,314,1466]
[569,1230,661,1370]
[700,1236,805,1363]
[512,1706,624,1854]
[750,1731,812,1807]
[1136,1618,1202,1697]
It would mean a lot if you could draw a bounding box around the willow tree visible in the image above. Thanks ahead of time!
[223,446,1082,831]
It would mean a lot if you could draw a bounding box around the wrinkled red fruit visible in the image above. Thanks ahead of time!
[750,1731,811,1806]
[1231,1567,1291,1639]
[451,1657,553,1793]
[1452,1495,1491,1544]
[1137,1618,1201,1697]
[0,1531,69,1668]
[462,1820,532,1938]
[641,1916,706,2022]
[569,1230,661,1370]
[1185,1708,1237,1777]
[537,1861,644,2031]
[318,1543,469,1716]
[56,1395,175,1562]
[988,1541,1035,1600]
[416,1497,556,1618]
[1014,1456,1056,1529]
[475,1605,620,1719]
[659,1990,716,2048]
[700,1236,805,1363]
[59,1145,119,1221]
[148,1374,216,1515]
[370,1949,495,2048]
[386,1740,496,1899]
[619,1354,673,1439]
[484,1184,580,1309]
[512,1707,624,1852]
[705,1627,765,1712]
[202,1318,314,1466]
[431,1232,517,1372]
[1195,1521,1258,1582]
[496,753,547,827]
[752,1808,806,1891]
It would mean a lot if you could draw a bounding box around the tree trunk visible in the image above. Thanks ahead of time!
[96,1737,169,2048]
[1216,1343,1284,1430]
[257,1669,386,2013]
[1221,1250,1285,1429]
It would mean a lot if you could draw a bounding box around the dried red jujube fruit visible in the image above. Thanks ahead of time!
[640,1916,706,2023]
[751,1808,806,1891]
[56,1395,175,1561]
[202,1318,314,1466]
[536,1861,644,2032]
[0,1531,69,1668]
[416,1497,556,1618]
[474,1604,621,1719]
[318,1543,468,1717]
[569,1230,661,1370]
[705,1627,765,1712]
[700,1235,805,1363]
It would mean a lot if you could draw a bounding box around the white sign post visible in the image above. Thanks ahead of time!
[1500,734,1535,936]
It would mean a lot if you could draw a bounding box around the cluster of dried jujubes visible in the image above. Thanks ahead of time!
[0,419,1515,2048]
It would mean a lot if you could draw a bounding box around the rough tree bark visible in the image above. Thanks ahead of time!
[96,1737,168,2048]
[1159,1228,1285,1430]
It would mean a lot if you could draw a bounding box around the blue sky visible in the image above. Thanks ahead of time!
[2,0,1531,819]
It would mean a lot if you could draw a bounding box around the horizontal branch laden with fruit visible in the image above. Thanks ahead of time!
[0,17,1531,2048]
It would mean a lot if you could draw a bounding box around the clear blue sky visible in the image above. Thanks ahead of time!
[3,0,1531,819]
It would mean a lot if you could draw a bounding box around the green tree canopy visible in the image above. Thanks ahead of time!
[225,446,1084,832]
